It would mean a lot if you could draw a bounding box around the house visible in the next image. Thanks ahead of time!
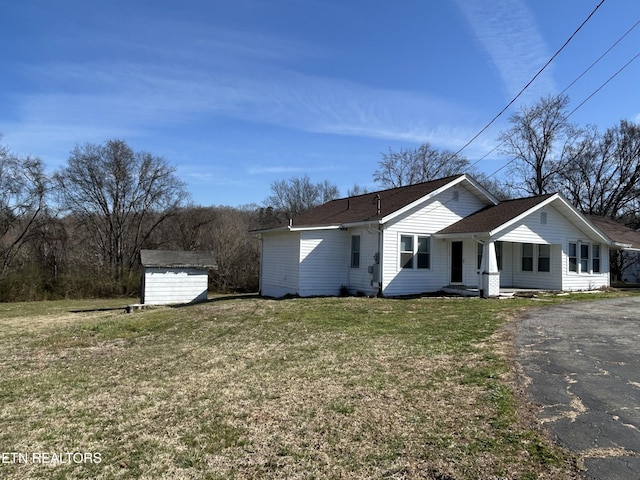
[254,174,636,298]
[587,216,640,284]
[140,250,217,305]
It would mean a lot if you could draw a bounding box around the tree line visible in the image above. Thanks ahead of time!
[1,94,638,300]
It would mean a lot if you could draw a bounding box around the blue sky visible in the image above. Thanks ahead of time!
[1,1,639,207]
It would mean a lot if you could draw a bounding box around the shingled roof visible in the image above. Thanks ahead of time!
[283,175,466,229]
[140,250,217,268]
[588,216,640,251]
[437,194,555,235]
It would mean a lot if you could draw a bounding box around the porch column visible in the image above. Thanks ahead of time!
[482,241,500,298]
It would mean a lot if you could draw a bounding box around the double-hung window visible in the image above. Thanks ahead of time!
[351,235,360,268]
[538,244,551,272]
[569,242,601,274]
[580,244,590,273]
[522,243,534,272]
[400,235,430,270]
[568,243,578,272]
[592,245,601,273]
[417,236,430,269]
[522,243,550,272]
[400,235,414,269]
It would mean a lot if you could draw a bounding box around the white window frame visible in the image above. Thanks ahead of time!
[399,234,431,270]
[350,235,361,269]
[521,243,551,274]
[592,244,601,273]
[568,241,601,274]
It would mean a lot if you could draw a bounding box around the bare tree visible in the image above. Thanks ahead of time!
[54,139,189,290]
[560,121,640,219]
[265,175,339,219]
[0,142,49,276]
[499,94,582,196]
[373,143,470,188]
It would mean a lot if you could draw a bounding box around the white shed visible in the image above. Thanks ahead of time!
[140,250,217,305]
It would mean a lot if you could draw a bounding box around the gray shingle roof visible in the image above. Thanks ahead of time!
[287,175,465,228]
[588,216,640,250]
[140,250,217,268]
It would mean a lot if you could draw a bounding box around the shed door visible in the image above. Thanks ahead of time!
[451,241,463,284]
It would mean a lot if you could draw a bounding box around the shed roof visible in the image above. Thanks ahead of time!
[140,250,217,268]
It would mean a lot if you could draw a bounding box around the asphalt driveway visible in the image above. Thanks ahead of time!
[516,296,640,480]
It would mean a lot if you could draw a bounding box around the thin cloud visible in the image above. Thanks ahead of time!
[12,59,481,153]
[453,0,556,101]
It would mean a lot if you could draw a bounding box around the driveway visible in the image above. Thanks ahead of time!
[515,296,640,480]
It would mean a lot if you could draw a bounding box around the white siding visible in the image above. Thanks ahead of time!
[510,244,563,290]
[260,231,300,297]
[143,268,208,305]
[496,206,609,290]
[561,243,609,291]
[299,230,349,296]
[381,185,490,296]
[497,205,587,245]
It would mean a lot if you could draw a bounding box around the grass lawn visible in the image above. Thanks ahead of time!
[2,293,623,479]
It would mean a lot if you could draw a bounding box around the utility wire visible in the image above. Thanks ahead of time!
[486,50,640,180]
[448,0,606,160]
[560,17,640,96]
[567,52,640,118]
[469,14,640,173]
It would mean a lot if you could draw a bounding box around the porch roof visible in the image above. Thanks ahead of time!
[436,193,611,244]
[436,194,554,236]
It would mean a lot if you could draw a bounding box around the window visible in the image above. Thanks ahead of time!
[569,243,577,272]
[400,235,430,270]
[400,235,413,269]
[580,244,590,273]
[593,245,601,273]
[538,244,550,272]
[522,243,534,271]
[351,235,360,268]
[452,190,459,202]
[417,236,430,269]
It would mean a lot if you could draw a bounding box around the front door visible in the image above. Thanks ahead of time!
[451,241,463,284]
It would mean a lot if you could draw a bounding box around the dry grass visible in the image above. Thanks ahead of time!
[0,295,587,479]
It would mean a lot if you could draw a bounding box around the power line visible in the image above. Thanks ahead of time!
[486,50,640,180]
[471,14,640,174]
[560,17,640,96]
[448,0,606,160]
[567,52,640,118]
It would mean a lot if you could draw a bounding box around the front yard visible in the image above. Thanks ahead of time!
[0,294,607,479]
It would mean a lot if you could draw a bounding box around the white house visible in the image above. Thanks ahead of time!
[254,174,638,298]
[588,216,640,284]
[140,250,216,305]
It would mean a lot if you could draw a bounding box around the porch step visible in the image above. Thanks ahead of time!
[441,286,480,297]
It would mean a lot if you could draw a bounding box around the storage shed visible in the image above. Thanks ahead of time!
[140,250,217,305]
